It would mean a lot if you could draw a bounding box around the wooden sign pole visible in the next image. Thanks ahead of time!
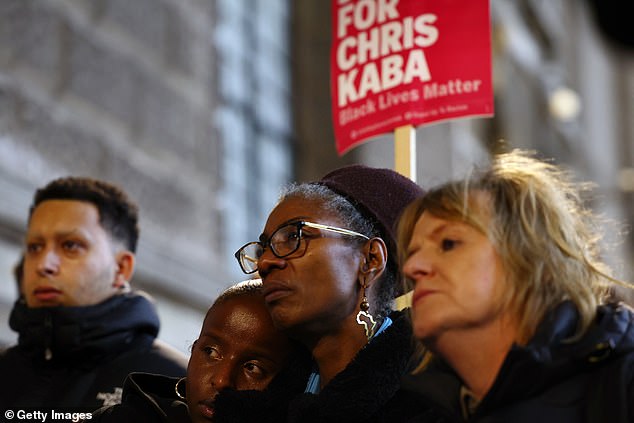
[393,124,416,310]
[394,124,416,183]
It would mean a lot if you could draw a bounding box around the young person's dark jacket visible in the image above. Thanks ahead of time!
[213,309,429,423]
[0,292,187,411]
[91,348,314,423]
[401,301,634,423]
[91,373,189,423]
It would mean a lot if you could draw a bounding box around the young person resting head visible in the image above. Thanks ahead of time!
[92,279,309,423]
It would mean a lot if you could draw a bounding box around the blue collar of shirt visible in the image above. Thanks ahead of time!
[304,316,393,394]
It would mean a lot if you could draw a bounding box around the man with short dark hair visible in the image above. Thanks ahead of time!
[0,177,187,411]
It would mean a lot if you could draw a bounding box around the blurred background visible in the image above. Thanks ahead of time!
[0,0,632,352]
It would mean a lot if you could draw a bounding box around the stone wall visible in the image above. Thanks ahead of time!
[0,0,292,352]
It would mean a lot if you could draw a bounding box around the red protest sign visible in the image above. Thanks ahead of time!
[331,0,494,155]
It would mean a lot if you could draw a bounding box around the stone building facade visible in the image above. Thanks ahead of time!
[0,0,293,351]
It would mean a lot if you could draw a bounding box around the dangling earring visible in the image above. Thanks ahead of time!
[356,282,377,341]
[175,377,187,400]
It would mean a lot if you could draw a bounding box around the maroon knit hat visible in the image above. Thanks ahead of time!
[318,164,425,282]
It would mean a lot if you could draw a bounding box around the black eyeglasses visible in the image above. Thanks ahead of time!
[234,221,369,274]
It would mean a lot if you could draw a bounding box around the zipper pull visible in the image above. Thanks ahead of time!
[44,313,53,360]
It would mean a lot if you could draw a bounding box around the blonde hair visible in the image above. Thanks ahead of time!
[397,150,624,367]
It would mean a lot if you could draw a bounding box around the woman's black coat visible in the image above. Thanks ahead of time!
[402,302,634,423]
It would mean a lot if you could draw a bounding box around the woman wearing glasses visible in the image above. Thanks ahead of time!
[228,164,427,423]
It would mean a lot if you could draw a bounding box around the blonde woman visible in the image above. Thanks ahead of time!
[398,150,634,422]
